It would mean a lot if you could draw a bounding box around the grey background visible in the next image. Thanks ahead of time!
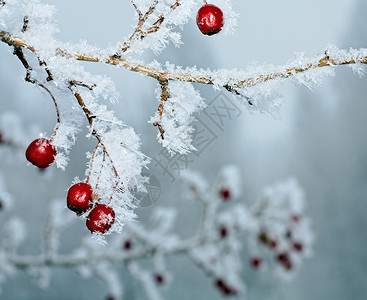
[0,0,366,299]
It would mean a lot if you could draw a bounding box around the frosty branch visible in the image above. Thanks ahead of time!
[0,168,314,299]
[2,30,367,89]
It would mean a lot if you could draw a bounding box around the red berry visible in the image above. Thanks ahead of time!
[250,257,262,269]
[291,214,301,223]
[276,252,289,263]
[219,188,231,200]
[214,278,236,296]
[67,183,93,214]
[284,260,293,271]
[269,239,278,249]
[86,204,115,234]
[25,138,56,169]
[293,242,303,252]
[196,4,224,36]
[154,274,164,285]
[123,240,132,250]
[219,225,228,238]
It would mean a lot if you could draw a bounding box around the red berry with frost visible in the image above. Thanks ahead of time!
[25,138,56,169]
[196,4,224,36]
[219,188,231,200]
[86,204,115,233]
[67,183,93,214]
[250,256,262,269]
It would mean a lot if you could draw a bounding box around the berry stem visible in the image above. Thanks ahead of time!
[12,46,60,142]
[68,83,122,191]
[95,151,106,190]
[86,142,100,184]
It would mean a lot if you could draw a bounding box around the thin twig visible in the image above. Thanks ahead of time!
[86,143,100,184]
[12,46,60,140]
[153,79,169,139]
[68,83,120,182]
[119,0,179,54]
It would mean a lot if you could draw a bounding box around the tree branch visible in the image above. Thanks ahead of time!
[2,31,366,96]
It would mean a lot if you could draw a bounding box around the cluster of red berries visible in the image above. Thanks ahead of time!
[67,182,115,234]
[25,138,115,233]
[251,215,305,271]
[196,3,224,36]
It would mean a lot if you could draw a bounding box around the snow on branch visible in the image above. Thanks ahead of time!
[0,167,314,299]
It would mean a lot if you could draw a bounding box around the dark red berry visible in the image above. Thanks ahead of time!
[250,257,262,269]
[293,242,303,252]
[269,239,278,249]
[25,138,56,169]
[214,278,236,296]
[196,4,224,36]
[291,214,300,223]
[67,183,93,214]
[276,252,293,270]
[154,274,164,285]
[276,252,289,263]
[86,204,115,234]
[219,188,231,200]
[219,225,228,238]
[123,240,132,250]
[0,131,3,144]
[284,260,293,271]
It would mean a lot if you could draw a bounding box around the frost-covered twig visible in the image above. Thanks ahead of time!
[2,30,366,89]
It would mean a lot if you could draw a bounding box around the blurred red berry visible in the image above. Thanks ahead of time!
[219,188,231,200]
[269,239,278,249]
[293,242,303,252]
[123,240,132,250]
[291,214,300,223]
[250,257,262,269]
[219,225,228,238]
[154,273,164,285]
